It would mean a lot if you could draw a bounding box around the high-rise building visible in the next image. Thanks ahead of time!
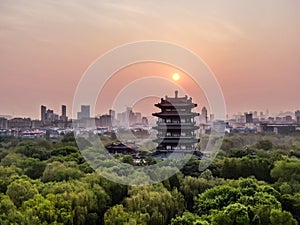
[109,109,115,121]
[153,91,200,156]
[0,117,8,129]
[135,112,142,124]
[295,110,300,124]
[41,105,46,123]
[245,113,253,124]
[142,117,148,126]
[81,105,90,118]
[99,114,112,128]
[201,107,208,123]
[77,105,90,119]
[260,112,264,118]
[61,105,67,121]
[253,111,258,118]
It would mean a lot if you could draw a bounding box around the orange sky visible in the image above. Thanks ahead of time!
[0,1,300,119]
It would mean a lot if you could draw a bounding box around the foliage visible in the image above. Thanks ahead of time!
[0,134,299,225]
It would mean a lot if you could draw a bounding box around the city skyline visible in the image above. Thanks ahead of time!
[1,1,300,118]
[1,101,300,122]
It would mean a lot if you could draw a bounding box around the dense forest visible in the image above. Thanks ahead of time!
[0,133,300,225]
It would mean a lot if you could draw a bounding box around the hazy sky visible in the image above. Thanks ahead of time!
[1,0,300,119]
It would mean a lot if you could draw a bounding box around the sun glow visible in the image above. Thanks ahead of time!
[172,73,180,81]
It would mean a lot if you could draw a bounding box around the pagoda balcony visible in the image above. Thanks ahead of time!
[155,149,195,153]
[155,121,196,126]
[152,112,199,117]
[153,138,200,144]
[153,125,199,131]
[156,121,196,127]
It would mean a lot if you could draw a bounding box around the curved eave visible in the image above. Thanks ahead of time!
[154,103,197,108]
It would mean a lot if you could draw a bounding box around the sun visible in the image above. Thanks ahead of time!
[172,73,180,81]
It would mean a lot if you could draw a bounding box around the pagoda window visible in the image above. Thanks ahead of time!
[166,118,171,123]
[166,145,172,150]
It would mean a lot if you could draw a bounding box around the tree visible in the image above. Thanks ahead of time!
[281,193,300,223]
[122,184,185,225]
[20,158,46,179]
[41,178,111,225]
[0,194,24,225]
[194,185,241,215]
[270,209,297,225]
[212,203,250,225]
[6,178,38,207]
[42,161,83,182]
[0,166,20,193]
[255,140,273,151]
[170,211,206,225]
[21,194,73,225]
[104,204,149,225]
[221,139,234,152]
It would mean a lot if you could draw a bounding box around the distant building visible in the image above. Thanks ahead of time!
[210,114,215,122]
[60,105,68,122]
[253,111,258,118]
[245,113,253,124]
[77,105,90,119]
[260,112,264,118]
[31,120,43,129]
[283,115,293,123]
[0,118,8,129]
[46,109,58,122]
[99,114,112,128]
[135,112,142,124]
[8,118,31,129]
[41,105,47,123]
[105,142,137,155]
[201,107,208,123]
[261,123,299,135]
[142,117,148,126]
[295,110,300,124]
[109,109,115,124]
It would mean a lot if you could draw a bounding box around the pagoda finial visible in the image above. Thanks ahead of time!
[175,90,178,98]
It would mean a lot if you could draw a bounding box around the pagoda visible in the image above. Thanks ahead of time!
[152,91,200,156]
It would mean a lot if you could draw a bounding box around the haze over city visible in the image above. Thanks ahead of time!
[1,0,300,119]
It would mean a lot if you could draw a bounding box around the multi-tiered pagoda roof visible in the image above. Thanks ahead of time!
[152,91,200,156]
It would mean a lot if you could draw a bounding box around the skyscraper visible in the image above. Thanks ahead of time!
[109,109,115,121]
[62,105,66,117]
[245,113,253,124]
[41,105,46,123]
[61,105,67,122]
[295,110,300,124]
[201,107,208,123]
